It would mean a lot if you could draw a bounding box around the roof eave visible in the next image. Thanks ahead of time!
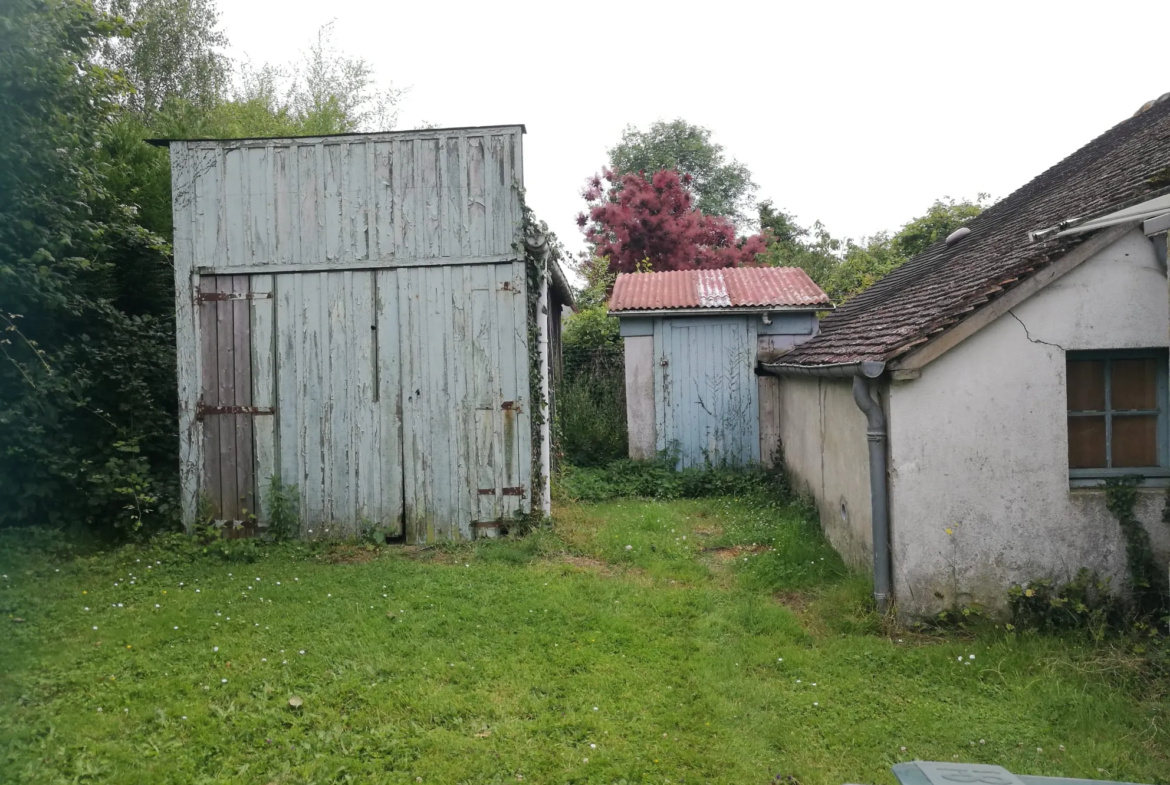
[144,123,528,147]
[888,221,1138,375]
[608,304,833,317]
[757,360,886,379]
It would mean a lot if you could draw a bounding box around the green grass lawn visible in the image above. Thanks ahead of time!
[1,496,1167,785]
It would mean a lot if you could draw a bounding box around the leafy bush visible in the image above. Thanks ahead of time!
[0,0,178,536]
[556,255,627,466]
[556,455,787,503]
[1008,569,1127,637]
[264,476,300,542]
[558,345,627,465]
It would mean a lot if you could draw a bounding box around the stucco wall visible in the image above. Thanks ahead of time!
[888,228,1170,615]
[776,376,875,568]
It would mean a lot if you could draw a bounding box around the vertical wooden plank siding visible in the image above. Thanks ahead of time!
[275,271,300,507]
[659,317,760,469]
[375,269,405,534]
[198,275,220,516]
[374,142,395,260]
[251,274,277,524]
[471,265,498,522]
[231,274,255,528]
[172,142,203,529]
[174,127,532,539]
[213,276,238,517]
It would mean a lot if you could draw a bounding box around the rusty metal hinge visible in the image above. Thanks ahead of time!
[477,488,496,496]
[196,403,276,420]
[501,486,526,497]
[196,291,274,303]
[500,400,523,412]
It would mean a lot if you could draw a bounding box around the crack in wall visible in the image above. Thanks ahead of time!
[1008,310,1067,351]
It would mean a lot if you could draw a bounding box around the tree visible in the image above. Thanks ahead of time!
[98,0,230,116]
[757,200,804,244]
[608,119,757,224]
[563,256,619,349]
[578,169,768,274]
[760,220,843,292]
[1,0,176,533]
[892,195,988,258]
[758,195,990,303]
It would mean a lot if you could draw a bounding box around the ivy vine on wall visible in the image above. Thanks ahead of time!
[1103,477,1169,619]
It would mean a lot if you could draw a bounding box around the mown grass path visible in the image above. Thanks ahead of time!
[1,498,1166,784]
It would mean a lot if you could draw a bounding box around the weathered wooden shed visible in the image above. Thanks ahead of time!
[609,267,830,468]
[158,125,572,542]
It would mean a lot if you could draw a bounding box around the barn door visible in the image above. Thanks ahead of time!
[197,275,271,535]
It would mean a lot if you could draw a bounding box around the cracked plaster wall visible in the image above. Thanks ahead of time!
[887,228,1170,616]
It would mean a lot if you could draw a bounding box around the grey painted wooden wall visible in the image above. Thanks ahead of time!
[171,126,533,542]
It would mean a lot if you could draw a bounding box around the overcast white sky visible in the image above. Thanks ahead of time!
[219,0,1167,259]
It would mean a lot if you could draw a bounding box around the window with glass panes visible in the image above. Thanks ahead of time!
[1066,349,1169,481]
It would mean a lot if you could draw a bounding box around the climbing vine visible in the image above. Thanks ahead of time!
[516,192,563,519]
[1104,477,1169,620]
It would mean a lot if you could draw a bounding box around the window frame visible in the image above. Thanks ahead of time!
[1067,348,1170,486]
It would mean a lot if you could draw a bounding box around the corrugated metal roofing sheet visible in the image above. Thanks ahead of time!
[608,267,830,312]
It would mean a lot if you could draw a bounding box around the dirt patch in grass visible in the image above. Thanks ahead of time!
[322,545,380,564]
[773,590,813,615]
[705,544,769,562]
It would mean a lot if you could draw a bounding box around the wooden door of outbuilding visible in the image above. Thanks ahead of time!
[656,316,760,468]
[194,263,530,542]
[197,275,265,535]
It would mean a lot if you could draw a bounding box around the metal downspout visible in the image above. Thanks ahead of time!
[851,375,891,614]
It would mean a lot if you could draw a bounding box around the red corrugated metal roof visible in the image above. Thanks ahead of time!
[608,267,831,312]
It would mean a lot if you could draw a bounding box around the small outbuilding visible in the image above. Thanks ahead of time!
[760,94,1170,616]
[609,267,831,468]
[158,125,572,542]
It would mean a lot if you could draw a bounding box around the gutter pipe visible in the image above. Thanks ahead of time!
[758,358,893,614]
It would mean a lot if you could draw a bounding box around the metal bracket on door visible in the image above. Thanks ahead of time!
[195,291,274,303]
[196,403,276,420]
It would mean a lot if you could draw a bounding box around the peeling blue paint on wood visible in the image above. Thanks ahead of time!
[171,127,532,541]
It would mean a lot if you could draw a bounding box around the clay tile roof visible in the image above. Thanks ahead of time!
[778,93,1170,368]
[608,267,831,313]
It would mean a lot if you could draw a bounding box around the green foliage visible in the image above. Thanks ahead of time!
[562,306,619,349]
[0,0,177,535]
[557,256,625,465]
[893,196,987,259]
[558,346,627,465]
[562,255,619,350]
[1104,477,1170,620]
[757,200,804,243]
[608,118,757,224]
[761,219,845,295]
[263,476,300,542]
[1008,569,1124,637]
[2,0,409,538]
[98,0,230,117]
[760,196,990,303]
[556,456,787,503]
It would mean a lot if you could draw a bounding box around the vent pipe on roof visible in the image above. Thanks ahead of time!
[945,227,971,247]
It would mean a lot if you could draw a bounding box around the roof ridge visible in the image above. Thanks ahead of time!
[782,93,1170,367]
